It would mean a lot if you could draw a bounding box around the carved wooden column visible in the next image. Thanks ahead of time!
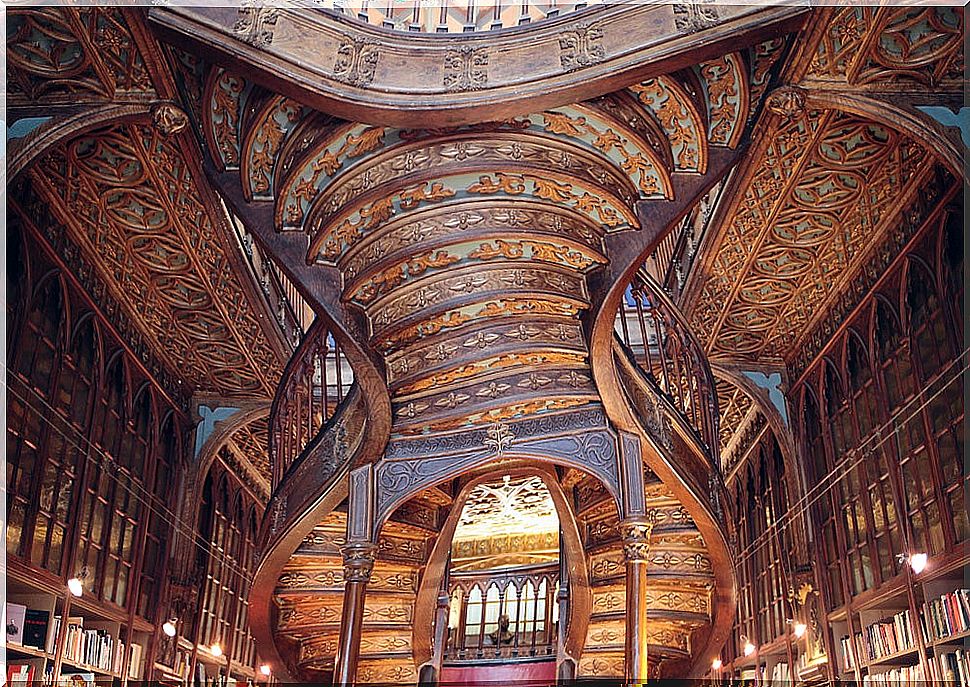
[334,543,376,685]
[621,518,654,684]
[334,465,375,685]
[616,431,654,682]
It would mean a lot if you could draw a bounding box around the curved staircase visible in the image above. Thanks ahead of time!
[168,35,789,680]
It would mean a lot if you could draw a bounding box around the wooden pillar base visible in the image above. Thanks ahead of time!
[621,518,654,684]
[333,543,376,686]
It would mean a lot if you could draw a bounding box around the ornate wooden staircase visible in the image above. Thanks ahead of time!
[148,13,808,678]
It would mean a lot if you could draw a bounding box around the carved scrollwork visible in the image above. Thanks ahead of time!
[765,85,806,123]
[443,46,489,92]
[333,36,380,87]
[558,23,605,72]
[672,3,719,33]
[341,543,377,583]
[233,2,280,48]
[620,518,655,562]
[151,102,189,136]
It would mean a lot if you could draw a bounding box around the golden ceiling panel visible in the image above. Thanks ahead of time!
[714,378,754,455]
[453,475,559,542]
[7,7,156,104]
[29,120,285,396]
[799,6,963,88]
[226,415,271,498]
[689,107,932,362]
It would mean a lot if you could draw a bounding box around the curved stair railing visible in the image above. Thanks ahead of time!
[250,317,367,678]
[611,268,734,677]
[613,269,726,527]
[269,317,354,487]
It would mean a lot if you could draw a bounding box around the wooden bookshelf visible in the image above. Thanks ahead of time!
[5,563,156,687]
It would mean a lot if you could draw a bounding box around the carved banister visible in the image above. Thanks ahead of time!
[614,269,720,456]
[269,316,355,488]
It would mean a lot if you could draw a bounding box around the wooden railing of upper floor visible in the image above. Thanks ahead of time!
[227,210,313,350]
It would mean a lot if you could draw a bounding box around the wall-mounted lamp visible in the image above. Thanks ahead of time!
[711,658,723,670]
[897,552,928,574]
[786,618,807,638]
[162,619,178,637]
[741,635,756,656]
[209,643,223,658]
[259,665,272,677]
[67,567,89,597]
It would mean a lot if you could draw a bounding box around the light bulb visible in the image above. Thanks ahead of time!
[67,577,84,597]
[162,620,177,637]
[712,658,723,670]
[743,641,756,656]
[793,622,807,638]
[210,643,223,657]
[909,552,928,574]
[259,665,272,676]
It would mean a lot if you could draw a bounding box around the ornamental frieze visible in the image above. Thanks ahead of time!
[150,4,801,127]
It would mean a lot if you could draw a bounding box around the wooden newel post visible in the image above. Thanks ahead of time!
[334,542,376,686]
[335,465,376,686]
[621,518,654,685]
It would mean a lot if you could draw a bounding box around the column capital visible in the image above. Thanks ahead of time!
[341,542,377,583]
[620,517,654,563]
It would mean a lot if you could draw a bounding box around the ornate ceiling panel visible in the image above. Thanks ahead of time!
[798,6,963,89]
[225,414,272,500]
[454,474,559,541]
[27,119,285,397]
[689,106,935,362]
[7,7,157,105]
[713,377,767,479]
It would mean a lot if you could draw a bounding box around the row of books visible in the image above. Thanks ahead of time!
[6,603,53,651]
[937,649,970,686]
[5,665,104,687]
[55,618,117,673]
[861,664,926,685]
[927,589,970,641]
[855,609,927,664]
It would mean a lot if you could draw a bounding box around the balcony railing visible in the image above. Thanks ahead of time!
[445,563,559,662]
